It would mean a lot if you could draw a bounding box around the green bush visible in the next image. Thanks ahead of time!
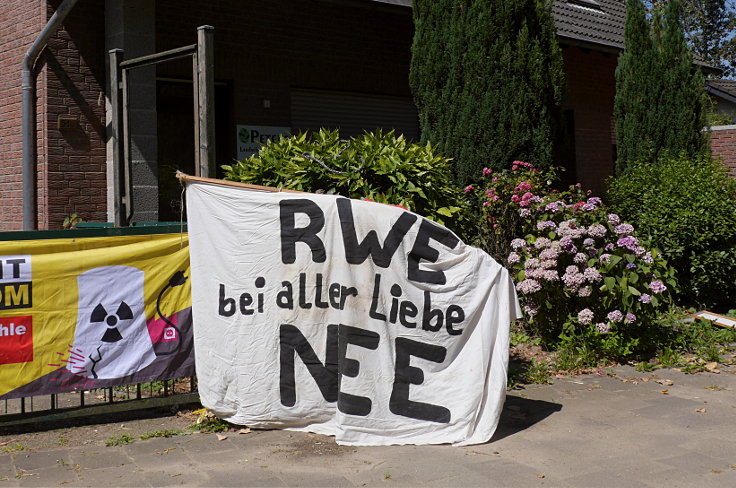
[607,154,736,306]
[222,129,472,239]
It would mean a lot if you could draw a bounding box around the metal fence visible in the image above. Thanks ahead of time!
[0,224,200,430]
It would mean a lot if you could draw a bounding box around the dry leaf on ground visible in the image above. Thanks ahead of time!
[705,362,719,372]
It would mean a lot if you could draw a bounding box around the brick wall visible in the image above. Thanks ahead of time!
[1,1,630,230]
[710,126,736,178]
[42,0,107,229]
[0,1,107,231]
[155,0,414,140]
[561,45,618,196]
[0,1,45,231]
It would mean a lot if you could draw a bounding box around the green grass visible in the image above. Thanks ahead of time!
[105,434,136,447]
[510,330,540,347]
[139,429,184,440]
[523,360,552,384]
[656,347,683,368]
[635,361,657,373]
[0,443,25,453]
[189,416,230,433]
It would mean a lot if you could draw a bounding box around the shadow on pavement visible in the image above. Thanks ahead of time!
[0,401,200,436]
[489,394,562,442]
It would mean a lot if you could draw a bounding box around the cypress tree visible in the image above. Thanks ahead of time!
[410,1,565,183]
[655,0,709,158]
[615,0,709,174]
[614,0,656,174]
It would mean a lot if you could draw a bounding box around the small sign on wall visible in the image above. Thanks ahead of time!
[236,125,291,160]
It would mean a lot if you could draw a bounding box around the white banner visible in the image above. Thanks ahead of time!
[185,179,520,446]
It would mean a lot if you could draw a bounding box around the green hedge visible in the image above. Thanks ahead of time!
[607,154,736,306]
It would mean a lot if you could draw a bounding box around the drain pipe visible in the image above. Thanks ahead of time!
[22,0,79,230]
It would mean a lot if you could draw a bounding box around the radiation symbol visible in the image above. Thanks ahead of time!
[90,301,134,343]
[70,265,156,380]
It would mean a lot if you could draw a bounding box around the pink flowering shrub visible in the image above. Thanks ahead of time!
[472,161,558,263]
[472,162,678,359]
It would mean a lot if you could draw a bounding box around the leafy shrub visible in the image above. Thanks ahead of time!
[465,161,559,263]
[470,162,677,361]
[607,154,736,306]
[223,129,472,239]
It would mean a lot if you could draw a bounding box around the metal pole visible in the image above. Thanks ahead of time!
[196,25,215,178]
[109,49,124,227]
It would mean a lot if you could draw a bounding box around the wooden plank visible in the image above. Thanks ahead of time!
[119,44,196,70]
[192,52,201,175]
[688,311,736,329]
[176,172,305,194]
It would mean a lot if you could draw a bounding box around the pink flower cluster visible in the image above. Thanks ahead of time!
[516,278,542,294]
[479,166,671,345]
[511,160,534,171]
[578,308,594,324]
[596,323,611,334]
[648,280,667,293]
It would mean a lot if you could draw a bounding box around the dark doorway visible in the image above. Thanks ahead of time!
[156,79,231,221]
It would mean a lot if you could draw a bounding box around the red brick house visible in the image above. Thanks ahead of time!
[1,0,628,231]
[706,79,736,177]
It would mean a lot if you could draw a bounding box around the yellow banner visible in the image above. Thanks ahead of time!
[0,233,193,399]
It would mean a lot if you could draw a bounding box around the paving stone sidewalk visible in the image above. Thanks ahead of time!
[2,365,735,487]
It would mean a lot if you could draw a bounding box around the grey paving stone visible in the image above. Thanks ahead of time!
[4,365,736,488]
[182,446,247,468]
[562,469,648,488]
[69,448,132,470]
[277,472,355,487]
[656,451,729,475]
[77,465,149,487]
[677,437,736,462]
[204,471,287,487]
[143,469,209,487]
[15,465,79,487]
[198,470,268,488]
[632,399,705,420]
[465,457,545,480]
[642,467,736,488]
[11,449,71,472]
[125,444,193,471]
[0,454,16,476]
[164,432,237,453]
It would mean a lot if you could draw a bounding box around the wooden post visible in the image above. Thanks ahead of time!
[196,25,215,178]
[108,49,124,227]
[121,67,133,225]
[192,52,200,175]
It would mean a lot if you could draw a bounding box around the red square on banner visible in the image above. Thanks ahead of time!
[147,314,178,343]
[0,315,33,365]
